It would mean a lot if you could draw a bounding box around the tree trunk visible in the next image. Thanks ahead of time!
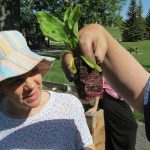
[0,0,20,31]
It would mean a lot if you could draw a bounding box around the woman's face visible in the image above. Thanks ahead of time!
[1,67,43,110]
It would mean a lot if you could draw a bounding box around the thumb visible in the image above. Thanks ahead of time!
[61,52,74,82]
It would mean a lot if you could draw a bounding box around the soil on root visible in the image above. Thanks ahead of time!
[74,58,103,101]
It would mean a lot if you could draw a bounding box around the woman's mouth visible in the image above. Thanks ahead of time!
[25,91,39,103]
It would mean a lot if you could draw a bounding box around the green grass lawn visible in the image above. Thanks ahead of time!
[121,40,150,71]
[134,111,144,122]
[43,59,71,84]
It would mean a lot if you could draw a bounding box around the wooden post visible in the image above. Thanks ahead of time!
[86,109,105,150]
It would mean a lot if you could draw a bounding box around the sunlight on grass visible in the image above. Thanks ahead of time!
[43,59,72,84]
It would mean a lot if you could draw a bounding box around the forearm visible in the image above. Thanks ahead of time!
[103,29,149,113]
[94,96,100,109]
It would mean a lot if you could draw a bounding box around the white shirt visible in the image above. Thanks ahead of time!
[0,91,93,150]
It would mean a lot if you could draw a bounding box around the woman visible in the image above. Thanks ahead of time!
[0,30,95,150]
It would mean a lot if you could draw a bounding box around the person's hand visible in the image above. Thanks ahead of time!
[61,24,109,81]
[79,23,108,63]
[61,52,74,82]
[85,106,97,116]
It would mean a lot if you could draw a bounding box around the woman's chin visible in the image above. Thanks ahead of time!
[25,98,41,108]
[23,90,42,108]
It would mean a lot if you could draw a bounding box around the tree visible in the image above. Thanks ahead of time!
[77,0,126,27]
[145,9,150,39]
[20,0,50,25]
[122,0,141,41]
[113,14,124,28]
[0,0,20,31]
[136,0,146,40]
[20,0,126,28]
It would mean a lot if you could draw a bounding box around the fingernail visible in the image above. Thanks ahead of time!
[95,56,103,66]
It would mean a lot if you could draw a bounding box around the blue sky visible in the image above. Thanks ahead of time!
[120,0,150,19]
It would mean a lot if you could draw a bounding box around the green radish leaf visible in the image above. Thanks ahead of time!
[64,6,72,23]
[81,56,102,72]
[37,11,68,42]
[64,7,72,40]
[69,36,78,50]
[37,5,101,74]
[68,4,81,32]
[69,58,77,74]
[73,22,79,38]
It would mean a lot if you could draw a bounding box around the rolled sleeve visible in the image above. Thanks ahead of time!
[144,76,150,141]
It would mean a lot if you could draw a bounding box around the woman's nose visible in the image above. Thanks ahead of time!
[24,77,35,91]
